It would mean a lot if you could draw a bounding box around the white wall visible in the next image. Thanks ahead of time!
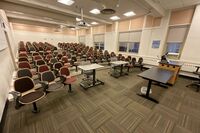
[181,5,200,64]
[13,30,78,47]
[85,34,93,47]
[105,32,118,53]
[0,10,15,122]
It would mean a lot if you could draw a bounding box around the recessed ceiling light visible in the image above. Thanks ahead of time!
[110,16,120,20]
[57,0,74,6]
[90,9,100,14]
[91,22,98,25]
[124,11,136,17]
[76,17,81,21]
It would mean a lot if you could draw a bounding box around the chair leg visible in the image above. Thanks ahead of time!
[75,66,78,72]
[15,97,23,109]
[68,84,72,93]
[32,102,40,113]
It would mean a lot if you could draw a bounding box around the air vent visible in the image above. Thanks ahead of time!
[101,8,116,15]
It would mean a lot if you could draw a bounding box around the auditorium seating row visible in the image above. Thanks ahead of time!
[11,41,144,113]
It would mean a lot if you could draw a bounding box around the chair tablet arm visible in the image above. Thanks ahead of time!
[38,81,49,92]
[57,75,66,83]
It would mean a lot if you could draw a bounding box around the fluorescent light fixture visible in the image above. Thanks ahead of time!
[11,11,24,15]
[110,16,120,20]
[76,17,81,21]
[86,23,91,26]
[44,17,53,20]
[90,9,100,14]
[57,0,74,6]
[91,22,98,25]
[123,11,136,17]
[70,27,76,30]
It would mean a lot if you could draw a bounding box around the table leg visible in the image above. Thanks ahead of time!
[93,69,96,86]
[146,80,152,97]
[137,80,159,103]
[120,64,123,76]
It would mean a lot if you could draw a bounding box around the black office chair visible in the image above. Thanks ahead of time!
[186,66,200,92]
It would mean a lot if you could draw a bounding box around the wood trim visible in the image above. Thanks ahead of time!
[12,23,76,36]
[169,8,195,25]
[118,20,130,32]
[130,16,144,30]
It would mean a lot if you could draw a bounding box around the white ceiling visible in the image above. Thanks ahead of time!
[153,0,200,9]
[1,0,200,28]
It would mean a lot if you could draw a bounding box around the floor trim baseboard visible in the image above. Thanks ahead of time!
[0,99,9,133]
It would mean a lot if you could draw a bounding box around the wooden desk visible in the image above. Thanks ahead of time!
[159,61,182,85]
[138,67,173,103]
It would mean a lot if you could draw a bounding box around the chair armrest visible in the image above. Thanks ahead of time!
[9,91,21,99]
[38,81,49,92]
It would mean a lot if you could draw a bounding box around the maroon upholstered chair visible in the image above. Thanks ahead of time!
[60,66,76,92]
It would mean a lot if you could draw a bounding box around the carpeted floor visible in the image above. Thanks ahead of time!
[3,68,200,133]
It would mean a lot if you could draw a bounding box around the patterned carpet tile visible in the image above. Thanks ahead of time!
[113,110,143,132]
[96,120,129,133]
[126,101,151,119]
[100,100,124,116]
[178,113,200,133]
[58,117,94,133]
[84,107,112,130]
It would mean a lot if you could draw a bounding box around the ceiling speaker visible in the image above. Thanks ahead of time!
[100,8,116,15]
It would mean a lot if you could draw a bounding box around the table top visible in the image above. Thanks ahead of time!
[78,63,104,71]
[138,67,173,84]
[110,61,128,65]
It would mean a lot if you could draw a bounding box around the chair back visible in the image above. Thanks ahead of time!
[17,68,32,78]
[60,66,70,76]
[132,58,136,65]
[36,59,46,66]
[14,77,34,93]
[19,57,29,62]
[54,62,63,70]
[138,57,143,64]
[19,53,28,58]
[41,71,55,82]
[50,58,58,64]
[38,65,49,73]
[18,61,31,69]
[33,55,42,61]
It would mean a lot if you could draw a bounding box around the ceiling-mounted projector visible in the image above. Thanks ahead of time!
[77,20,86,27]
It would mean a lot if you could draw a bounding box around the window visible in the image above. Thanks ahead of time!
[129,42,140,53]
[166,26,189,54]
[118,31,141,53]
[94,42,104,50]
[93,34,104,50]
[167,42,181,53]
[79,36,85,44]
[119,42,128,52]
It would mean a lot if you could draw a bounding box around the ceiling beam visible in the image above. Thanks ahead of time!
[6,12,76,27]
[4,0,112,24]
[143,0,166,16]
